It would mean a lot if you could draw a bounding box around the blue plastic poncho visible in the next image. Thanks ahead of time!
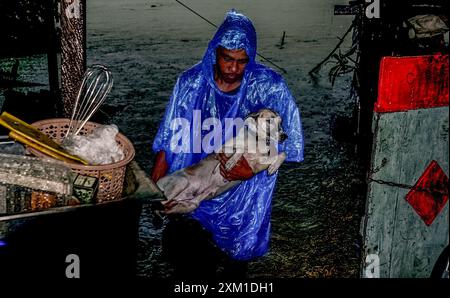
[153,10,304,260]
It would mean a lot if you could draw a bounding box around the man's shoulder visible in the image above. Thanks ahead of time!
[178,63,203,85]
[249,63,285,85]
[248,63,288,92]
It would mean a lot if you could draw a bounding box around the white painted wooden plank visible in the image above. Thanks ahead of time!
[363,106,449,277]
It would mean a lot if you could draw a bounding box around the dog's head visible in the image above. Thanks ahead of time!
[245,108,287,143]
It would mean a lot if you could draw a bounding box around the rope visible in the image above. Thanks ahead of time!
[367,178,448,197]
[175,0,288,74]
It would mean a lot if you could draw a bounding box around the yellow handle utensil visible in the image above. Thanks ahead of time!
[0,112,89,165]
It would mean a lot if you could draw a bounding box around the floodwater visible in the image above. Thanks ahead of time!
[1,0,367,278]
[89,0,365,278]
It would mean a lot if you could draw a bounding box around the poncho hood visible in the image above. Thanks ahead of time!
[201,9,257,94]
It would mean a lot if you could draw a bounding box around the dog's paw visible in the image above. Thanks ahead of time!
[225,158,238,171]
[267,162,282,175]
[161,199,177,209]
[164,200,198,214]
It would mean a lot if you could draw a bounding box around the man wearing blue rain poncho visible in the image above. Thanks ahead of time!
[151,10,304,278]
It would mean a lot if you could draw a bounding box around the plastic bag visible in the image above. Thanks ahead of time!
[62,125,124,165]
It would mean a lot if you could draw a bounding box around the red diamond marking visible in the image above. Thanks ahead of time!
[405,161,449,226]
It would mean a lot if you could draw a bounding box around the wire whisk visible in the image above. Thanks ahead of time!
[64,64,113,139]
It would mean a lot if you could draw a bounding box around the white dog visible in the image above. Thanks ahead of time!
[156,108,288,214]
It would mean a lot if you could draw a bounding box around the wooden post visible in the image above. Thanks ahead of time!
[60,0,86,117]
[46,0,60,101]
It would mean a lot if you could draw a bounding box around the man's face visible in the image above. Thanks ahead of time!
[216,47,249,84]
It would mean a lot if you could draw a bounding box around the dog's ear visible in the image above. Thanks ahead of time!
[278,122,287,136]
[271,110,281,119]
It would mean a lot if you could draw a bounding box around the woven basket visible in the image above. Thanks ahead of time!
[27,118,135,203]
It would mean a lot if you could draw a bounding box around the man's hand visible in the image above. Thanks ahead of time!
[217,152,254,181]
[151,151,168,182]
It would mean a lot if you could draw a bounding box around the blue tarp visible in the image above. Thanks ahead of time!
[153,10,304,260]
